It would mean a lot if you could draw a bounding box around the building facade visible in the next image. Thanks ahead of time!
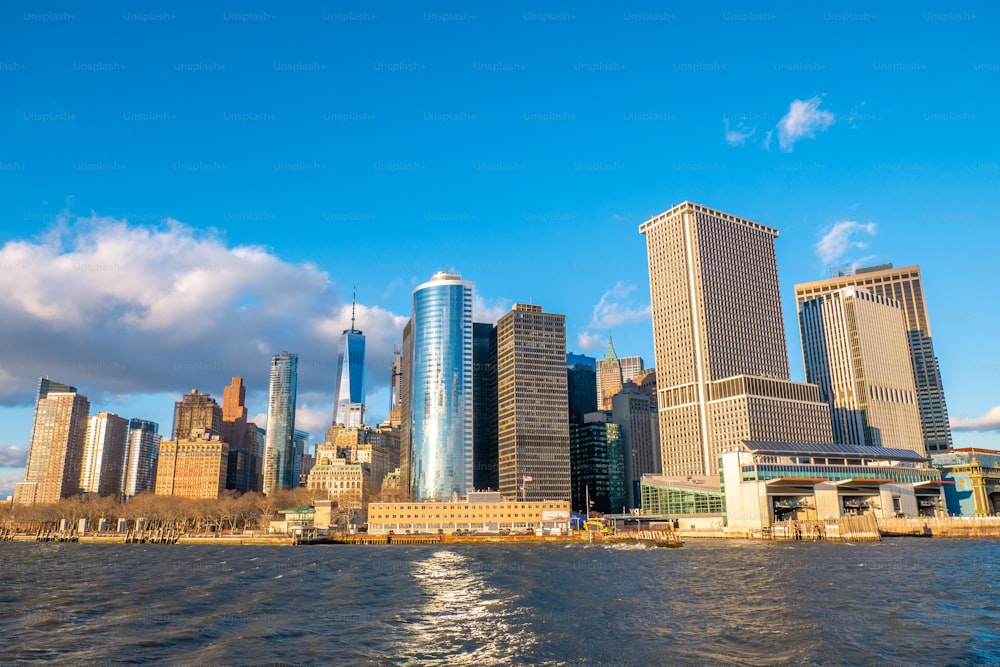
[154,429,230,499]
[122,418,161,497]
[14,379,91,506]
[567,353,598,425]
[473,321,498,491]
[263,352,298,494]
[933,448,1000,516]
[497,304,571,502]
[612,382,661,509]
[640,201,834,477]
[570,412,626,514]
[800,286,925,454]
[80,412,129,496]
[172,389,222,440]
[795,264,953,454]
[367,493,571,535]
[408,272,474,500]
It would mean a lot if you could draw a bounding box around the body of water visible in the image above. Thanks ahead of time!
[1,538,998,665]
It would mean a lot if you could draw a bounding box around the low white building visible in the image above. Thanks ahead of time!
[367,491,571,535]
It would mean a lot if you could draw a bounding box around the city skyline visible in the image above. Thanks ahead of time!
[2,3,1000,496]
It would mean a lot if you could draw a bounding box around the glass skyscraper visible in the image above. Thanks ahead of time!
[263,352,298,495]
[122,419,161,498]
[408,271,473,500]
[333,294,366,427]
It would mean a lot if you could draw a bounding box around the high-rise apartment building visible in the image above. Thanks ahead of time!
[800,286,925,454]
[154,429,229,499]
[408,271,473,500]
[496,304,571,502]
[612,382,661,508]
[567,353,598,424]
[263,352,298,494]
[399,319,414,496]
[473,322,498,491]
[14,379,91,505]
[333,294,366,428]
[570,412,626,514]
[80,412,129,496]
[640,201,834,476]
[172,390,222,440]
[795,264,952,453]
[221,377,257,493]
[122,419,160,497]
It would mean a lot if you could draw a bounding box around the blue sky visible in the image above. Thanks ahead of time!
[1,1,998,494]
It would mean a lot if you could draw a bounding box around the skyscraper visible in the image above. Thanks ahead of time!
[14,379,90,505]
[221,377,257,493]
[155,429,229,499]
[612,382,661,508]
[399,319,413,496]
[496,304,571,502]
[122,419,160,498]
[263,352,298,494]
[172,389,222,440]
[333,292,366,427]
[473,322,498,491]
[596,337,643,410]
[388,346,402,428]
[799,286,925,454]
[570,412,626,514]
[408,271,473,500]
[640,201,834,476]
[567,353,598,424]
[795,264,953,453]
[80,412,129,496]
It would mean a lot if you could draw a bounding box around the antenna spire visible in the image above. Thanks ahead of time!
[351,286,357,332]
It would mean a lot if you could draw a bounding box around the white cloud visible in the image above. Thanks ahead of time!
[777,96,835,151]
[0,472,23,499]
[0,212,407,410]
[577,282,650,354]
[724,119,756,146]
[0,444,27,467]
[815,220,877,266]
[576,331,603,352]
[951,406,1000,432]
[472,293,511,325]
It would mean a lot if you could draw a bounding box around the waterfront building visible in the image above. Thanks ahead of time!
[932,448,1000,515]
[14,379,91,506]
[799,286,925,455]
[172,389,222,440]
[154,429,229,499]
[795,264,953,454]
[640,475,724,516]
[721,442,946,532]
[80,412,129,496]
[408,272,473,500]
[640,201,835,477]
[473,322,498,491]
[567,352,598,425]
[122,419,161,497]
[263,352,298,494]
[569,412,625,514]
[497,304,571,502]
[612,382,661,508]
[367,492,571,535]
[333,293,366,428]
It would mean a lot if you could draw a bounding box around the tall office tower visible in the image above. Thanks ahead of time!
[399,319,413,496]
[221,377,255,493]
[172,390,222,440]
[567,353,598,424]
[799,286,925,454]
[795,264,952,454]
[596,337,624,410]
[473,322,498,491]
[408,271,474,500]
[292,429,310,489]
[388,347,402,427]
[80,412,129,496]
[633,368,657,403]
[14,379,91,505]
[122,419,160,497]
[612,382,661,509]
[263,352,298,494]
[570,412,626,514]
[640,201,834,477]
[333,292,366,427]
[497,304,571,502]
[249,424,265,492]
[155,429,229,499]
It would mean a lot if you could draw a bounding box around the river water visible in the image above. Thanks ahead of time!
[1,538,997,665]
